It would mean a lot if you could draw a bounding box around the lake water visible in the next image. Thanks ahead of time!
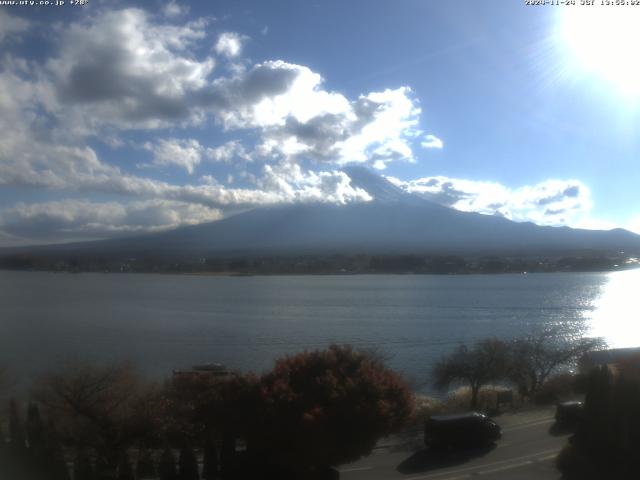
[1,270,639,392]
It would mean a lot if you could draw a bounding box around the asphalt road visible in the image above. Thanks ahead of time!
[338,411,569,480]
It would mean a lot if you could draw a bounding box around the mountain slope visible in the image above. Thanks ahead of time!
[4,167,640,257]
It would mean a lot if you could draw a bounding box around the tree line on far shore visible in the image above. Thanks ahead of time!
[0,251,632,275]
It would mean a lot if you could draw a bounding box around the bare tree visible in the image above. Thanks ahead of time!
[32,361,159,475]
[432,339,510,409]
[507,328,605,399]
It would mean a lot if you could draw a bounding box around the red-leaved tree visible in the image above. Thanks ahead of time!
[253,344,414,471]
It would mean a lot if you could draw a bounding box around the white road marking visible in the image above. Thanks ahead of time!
[338,466,373,472]
[495,442,511,448]
[476,453,557,476]
[501,417,554,432]
[404,448,560,480]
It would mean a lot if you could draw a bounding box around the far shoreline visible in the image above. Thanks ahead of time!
[2,265,639,277]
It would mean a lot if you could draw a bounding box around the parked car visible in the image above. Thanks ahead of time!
[424,412,501,450]
[555,401,584,429]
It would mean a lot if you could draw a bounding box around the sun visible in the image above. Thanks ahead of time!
[560,5,640,96]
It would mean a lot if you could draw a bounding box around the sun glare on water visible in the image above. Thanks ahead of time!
[589,268,640,348]
[560,4,640,97]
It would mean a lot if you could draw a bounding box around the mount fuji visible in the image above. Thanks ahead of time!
[4,166,640,258]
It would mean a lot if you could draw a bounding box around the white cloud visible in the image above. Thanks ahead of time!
[421,134,443,149]
[199,175,219,186]
[48,8,215,131]
[0,199,222,242]
[162,1,190,18]
[0,165,372,245]
[259,162,372,205]
[336,88,421,166]
[205,140,252,163]
[0,7,456,244]
[3,8,423,169]
[144,138,203,174]
[0,133,280,209]
[215,32,247,58]
[0,11,30,43]
[388,175,592,226]
[237,67,421,168]
[208,60,348,129]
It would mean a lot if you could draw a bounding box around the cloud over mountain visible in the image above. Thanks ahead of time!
[387,175,592,226]
[0,6,611,245]
[1,199,222,243]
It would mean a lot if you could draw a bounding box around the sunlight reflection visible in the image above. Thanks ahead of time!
[589,269,640,348]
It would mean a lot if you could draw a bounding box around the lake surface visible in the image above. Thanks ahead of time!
[1,270,638,392]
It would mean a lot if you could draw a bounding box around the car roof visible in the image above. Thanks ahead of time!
[557,401,583,407]
[429,412,487,421]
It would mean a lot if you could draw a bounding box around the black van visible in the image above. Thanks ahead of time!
[424,412,501,450]
[555,401,584,429]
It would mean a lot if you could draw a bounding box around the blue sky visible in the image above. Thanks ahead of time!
[1,0,639,245]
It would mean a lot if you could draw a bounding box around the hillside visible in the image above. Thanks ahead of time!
[2,168,640,267]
